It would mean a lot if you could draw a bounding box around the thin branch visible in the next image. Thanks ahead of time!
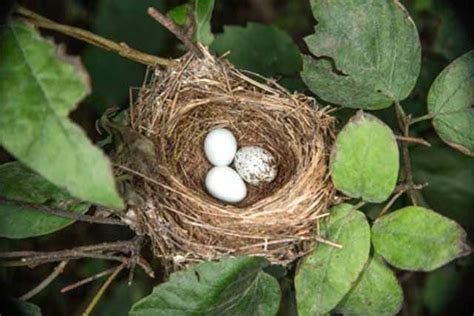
[0,239,139,267]
[15,6,174,67]
[19,261,68,300]
[147,7,203,58]
[409,113,434,125]
[394,101,418,205]
[61,266,117,293]
[378,183,427,219]
[396,135,431,147]
[83,263,125,316]
[0,196,126,226]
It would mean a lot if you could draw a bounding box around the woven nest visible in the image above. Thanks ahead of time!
[116,48,336,270]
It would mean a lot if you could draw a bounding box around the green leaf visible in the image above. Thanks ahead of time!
[295,204,371,315]
[0,21,123,209]
[302,0,421,109]
[0,162,90,239]
[168,3,192,26]
[336,256,403,316]
[211,23,302,78]
[427,50,474,156]
[194,0,215,46]
[129,256,280,316]
[330,112,399,203]
[411,142,474,235]
[1,298,42,316]
[82,0,169,112]
[372,206,470,271]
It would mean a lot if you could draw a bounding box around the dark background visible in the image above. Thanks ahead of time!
[0,0,473,315]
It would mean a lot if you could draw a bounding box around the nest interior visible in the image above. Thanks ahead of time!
[120,49,336,269]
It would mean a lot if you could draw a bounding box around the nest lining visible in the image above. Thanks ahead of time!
[119,48,336,269]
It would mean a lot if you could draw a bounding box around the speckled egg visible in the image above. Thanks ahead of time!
[234,146,278,186]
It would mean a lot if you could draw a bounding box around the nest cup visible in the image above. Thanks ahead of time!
[121,49,336,270]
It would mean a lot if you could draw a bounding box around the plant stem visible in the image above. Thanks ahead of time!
[395,135,431,147]
[15,6,174,67]
[0,196,126,226]
[19,261,68,300]
[82,263,125,316]
[409,113,434,125]
[147,7,203,58]
[61,266,117,293]
[394,101,418,206]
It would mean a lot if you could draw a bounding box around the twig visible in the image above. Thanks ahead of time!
[409,113,434,125]
[394,101,418,205]
[147,7,203,58]
[0,196,126,226]
[61,266,117,293]
[82,263,125,316]
[0,239,139,267]
[377,183,427,218]
[395,135,431,147]
[15,6,174,67]
[19,261,68,300]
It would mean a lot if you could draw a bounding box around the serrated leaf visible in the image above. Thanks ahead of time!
[372,206,470,271]
[0,21,123,209]
[336,256,403,316]
[211,23,302,78]
[0,162,90,239]
[331,112,399,203]
[194,0,215,46]
[295,204,371,315]
[427,50,474,156]
[129,256,280,316]
[82,0,169,112]
[302,0,421,109]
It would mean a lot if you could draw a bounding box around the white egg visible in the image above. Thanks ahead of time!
[204,128,237,166]
[205,166,247,203]
[234,146,278,186]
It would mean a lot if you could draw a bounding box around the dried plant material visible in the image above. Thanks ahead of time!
[114,47,336,270]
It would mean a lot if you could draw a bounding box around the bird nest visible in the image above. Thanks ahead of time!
[115,48,336,270]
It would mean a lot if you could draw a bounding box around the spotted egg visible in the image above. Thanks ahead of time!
[234,146,278,186]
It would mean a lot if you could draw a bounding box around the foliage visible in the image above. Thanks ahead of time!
[372,206,470,271]
[427,50,474,156]
[301,0,421,109]
[295,204,370,315]
[0,162,90,238]
[0,0,473,315]
[330,112,399,202]
[129,257,280,315]
[0,21,123,209]
[336,256,403,315]
[211,23,302,78]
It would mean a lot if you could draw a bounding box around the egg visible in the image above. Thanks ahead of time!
[205,166,247,203]
[204,128,237,166]
[234,146,278,186]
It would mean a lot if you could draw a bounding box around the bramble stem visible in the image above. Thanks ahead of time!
[15,6,174,67]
